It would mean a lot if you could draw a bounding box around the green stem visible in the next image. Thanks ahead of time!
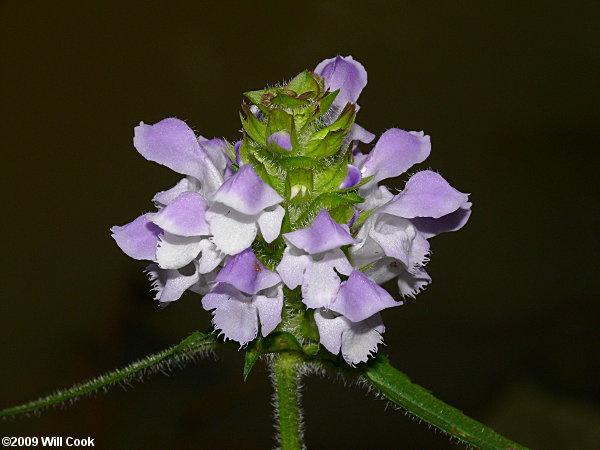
[273,352,304,450]
[1,331,216,418]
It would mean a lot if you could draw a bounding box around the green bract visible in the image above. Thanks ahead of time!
[239,71,360,231]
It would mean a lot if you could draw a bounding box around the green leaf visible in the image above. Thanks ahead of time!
[248,154,286,196]
[222,139,238,164]
[258,331,304,354]
[286,70,320,97]
[244,87,279,112]
[363,355,528,450]
[0,331,218,418]
[243,347,260,381]
[315,89,339,119]
[328,204,355,224]
[240,103,266,144]
[295,192,364,228]
[266,108,294,145]
[252,235,286,271]
[278,156,319,171]
[332,174,375,194]
[313,151,350,192]
[271,92,310,109]
[305,130,348,159]
[352,208,374,231]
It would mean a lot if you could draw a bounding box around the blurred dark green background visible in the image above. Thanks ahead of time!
[1,2,598,449]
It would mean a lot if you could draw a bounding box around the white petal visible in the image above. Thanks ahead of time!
[202,284,258,346]
[276,247,311,289]
[197,239,225,273]
[254,284,284,337]
[314,309,347,355]
[301,249,352,309]
[340,313,385,366]
[145,263,200,304]
[257,205,285,243]
[156,232,203,269]
[206,205,257,255]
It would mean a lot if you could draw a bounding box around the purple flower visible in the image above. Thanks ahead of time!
[277,209,358,309]
[206,164,285,255]
[112,56,472,365]
[314,309,385,367]
[348,129,471,298]
[202,249,283,346]
[112,118,234,304]
[277,211,398,364]
[315,55,367,116]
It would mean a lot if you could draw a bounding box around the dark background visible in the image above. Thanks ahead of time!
[1,2,598,449]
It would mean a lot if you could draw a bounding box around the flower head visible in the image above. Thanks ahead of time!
[111,55,471,365]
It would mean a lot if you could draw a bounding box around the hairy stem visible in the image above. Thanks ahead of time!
[1,331,216,418]
[273,352,304,450]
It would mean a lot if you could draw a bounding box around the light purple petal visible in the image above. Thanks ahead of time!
[383,170,470,219]
[202,284,258,346]
[315,55,367,109]
[283,209,359,254]
[254,285,284,337]
[301,249,353,309]
[206,204,258,256]
[397,268,432,299]
[153,177,200,206]
[276,247,312,290]
[111,214,162,261]
[339,165,361,189]
[199,138,230,174]
[257,205,285,243]
[234,140,242,165]
[146,262,199,304]
[330,270,399,322]
[360,129,431,183]
[347,123,375,144]
[133,118,223,193]
[215,248,281,295]
[347,209,358,228]
[210,164,283,216]
[149,192,209,237]
[155,232,203,269]
[267,131,293,151]
[368,213,430,272]
[411,203,472,238]
[362,257,404,285]
[348,213,388,269]
[358,185,394,212]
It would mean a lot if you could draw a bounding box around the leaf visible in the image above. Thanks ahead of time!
[286,70,320,97]
[352,208,374,231]
[243,347,260,381]
[258,331,304,353]
[313,152,350,192]
[363,355,528,450]
[244,87,279,111]
[295,192,364,228]
[240,103,266,144]
[248,154,286,196]
[0,331,218,418]
[266,108,294,141]
[328,204,355,224]
[333,174,375,194]
[271,93,310,109]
